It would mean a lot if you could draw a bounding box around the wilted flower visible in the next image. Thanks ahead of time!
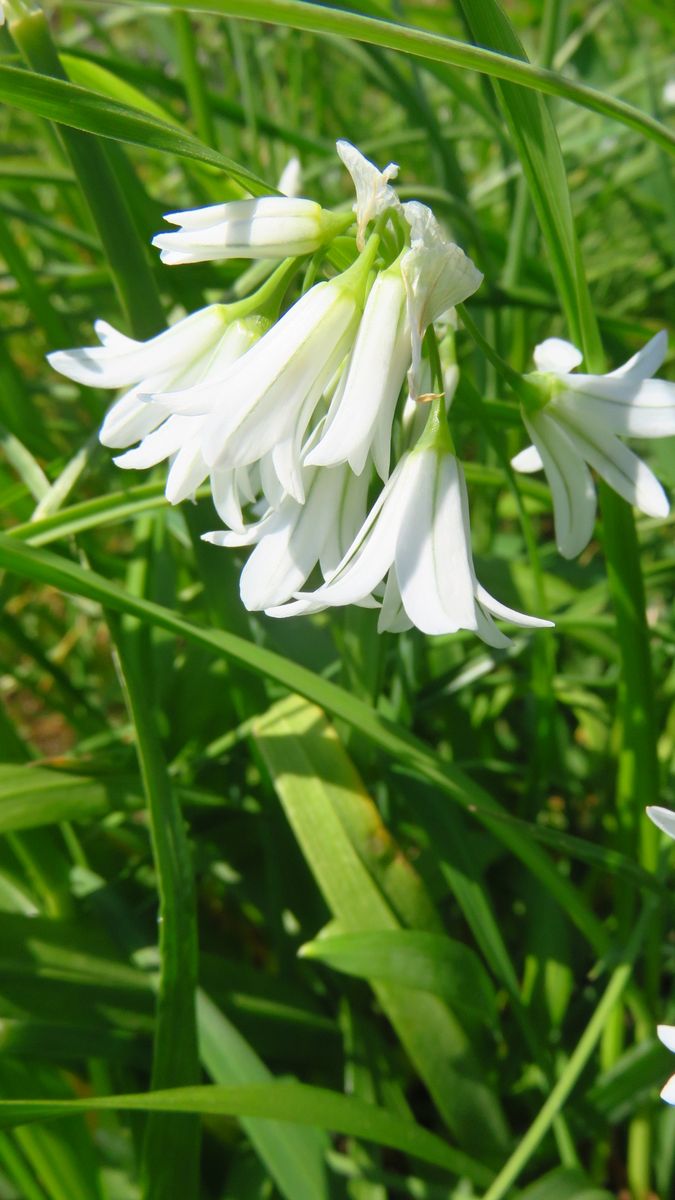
[269,412,551,643]
[337,140,401,250]
[152,196,349,266]
[401,202,483,400]
[512,334,674,558]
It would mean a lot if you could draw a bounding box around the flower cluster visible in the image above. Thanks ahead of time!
[49,142,674,642]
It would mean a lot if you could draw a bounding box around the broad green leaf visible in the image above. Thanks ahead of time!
[0,532,609,958]
[300,930,497,1026]
[0,1083,491,1182]
[518,1167,614,1200]
[0,764,137,834]
[253,696,510,1158]
[198,991,329,1200]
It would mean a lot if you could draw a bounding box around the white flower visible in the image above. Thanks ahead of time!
[336,140,401,250]
[277,156,303,198]
[512,334,675,558]
[401,202,483,399]
[48,309,267,515]
[152,196,347,266]
[646,805,675,841]
[305,258,410,481]
[202,459,370,610]
[268,439,551,643]
[156,252,376,503]
[658,1026,675,1104]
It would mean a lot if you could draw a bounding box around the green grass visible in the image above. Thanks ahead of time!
[0,2,674,1199]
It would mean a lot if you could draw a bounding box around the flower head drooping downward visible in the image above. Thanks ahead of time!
[512,334,675,558]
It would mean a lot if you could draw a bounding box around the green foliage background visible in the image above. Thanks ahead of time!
[0,2,673,1198]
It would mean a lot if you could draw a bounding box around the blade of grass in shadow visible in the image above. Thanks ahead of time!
[110,622,201,1200]
[0,530,610,959]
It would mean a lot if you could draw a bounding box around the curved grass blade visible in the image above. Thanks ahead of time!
[0,65,272,194]
[0,1083,492,1182]
[118,0,675,156]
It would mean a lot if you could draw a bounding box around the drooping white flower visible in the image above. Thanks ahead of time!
[268,435,551,643]
[152,196,348,266]
[155,249,377,503]
[203,459,370,611]
[305,257,410,481]
[512,334,674,558]
[48,305,231,449]
[401,202,483,399]
[49,309,267,516]
[336,140,401,250]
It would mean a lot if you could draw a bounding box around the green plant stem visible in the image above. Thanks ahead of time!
[111,619,200,1200]
[9,8,164,338]
[481,903,654,1200]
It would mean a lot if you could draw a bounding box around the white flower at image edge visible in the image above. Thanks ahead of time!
[512,334,675,558]
[152,196,347,265]
[646,805,675,1104]
[156,260,370,503]
[268,437,552,644]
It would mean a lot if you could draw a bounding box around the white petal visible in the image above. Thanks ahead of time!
[646,806,675,842]
[523,410,597,558]
[319,464,371,579]
[198,281,358,471]
[306,457,413,608]
[473,603,512,649]
[306,267,409,480]
[210,466,251,531]
[557,376,675,438]
[165,437,209,503]
[401,207,483,399]
[661,1072,675,1105]
[153,197,328,264]
[475,584,553,630]
[239,481,327,609]
[378,569,413,633]
[511,443,545,474]
[48,306,226,389]
[112,415,195,470]
[533,338,582,374]
[395,451,477,636]
[336,140,400,250]
[552,408,670,519]
[93,319,138,351]
[657,1025,675,1053]
[99,381,172,449]
[277,156,303,198]
[608,331,668,381]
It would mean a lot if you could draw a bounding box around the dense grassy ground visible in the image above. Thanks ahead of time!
[0,2,674,1198]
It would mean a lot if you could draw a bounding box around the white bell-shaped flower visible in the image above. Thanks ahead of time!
[202,459,370,611]
[154,247,378,503]
[152,196,348,266]
[268,419,551,643]
[305,258,410,481]
[512,333,674,558]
